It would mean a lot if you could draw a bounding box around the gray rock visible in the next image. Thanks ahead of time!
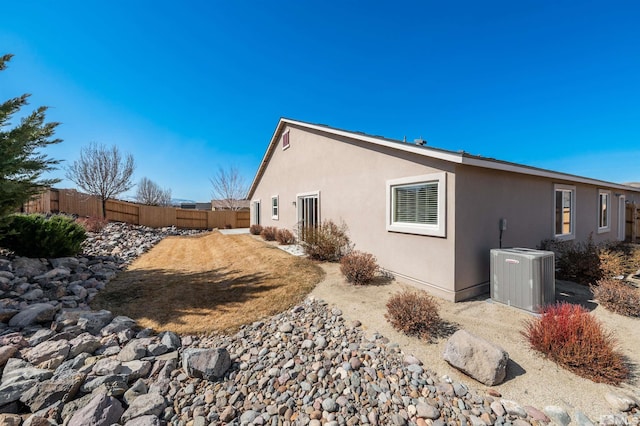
[19,372,85,411]
[21,289,43,301]
[543,405,571,426]
[13,257,47,278]
[279,322,293,333]
[81,374,129,396]
[92,358,123,376]
[124,415,161,426]
[27,328,55,346]
[78,310,113,334]
[574,410,595,426]
[2,359,53,384]
[26,339,71,367]
[50,257,80,269]
[68,332,101,357]
[68,393,124,426]
[500,400,526,418]
[121,393,166,423]
[121,360,152,380]
[160,331,181,350]
[416,402,440,420]
[604,392,637,412]
[443,330,509,386]
[0,379,37,405]
[182,348,231,381]
[8,303,57,328]
[322,398,338,412]
[117,339,147,361]
[124,378,148,405]
[240,410,259,423]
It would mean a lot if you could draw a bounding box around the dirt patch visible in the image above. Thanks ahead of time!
[91,232,324,334]
[311,263,640,420]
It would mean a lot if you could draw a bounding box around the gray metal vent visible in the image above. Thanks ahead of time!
[490,248,555,313]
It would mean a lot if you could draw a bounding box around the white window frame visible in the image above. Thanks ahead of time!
[252,199,261,225]
[597,189,611,233]
[386,172,446,237]
[554,184,576,241]
[271,195,279,220]
[282,130,290,151]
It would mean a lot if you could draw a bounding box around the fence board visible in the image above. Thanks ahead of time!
[22,189,248,230]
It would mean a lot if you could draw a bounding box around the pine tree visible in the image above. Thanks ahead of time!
[0,54,61,217]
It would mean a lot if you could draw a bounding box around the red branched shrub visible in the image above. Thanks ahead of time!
[340,251,378,285]
[75,216,108,233]
[522,302,629,384]
[386,290,441,340]
[275,229,295,245]
[249,224,263,235]
[260,226,277,241]
[592,279,640,317]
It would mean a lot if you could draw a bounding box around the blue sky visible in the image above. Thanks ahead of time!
[2,1,639,201]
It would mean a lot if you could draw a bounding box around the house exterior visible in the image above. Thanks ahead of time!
[248,118,640,301]
[180,202,213,211]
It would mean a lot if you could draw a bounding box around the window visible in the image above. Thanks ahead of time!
[282,131,290,150]
[386,173,446,237]
[271,195,279,220]
[598,190,611,233]
[554,184,575,240]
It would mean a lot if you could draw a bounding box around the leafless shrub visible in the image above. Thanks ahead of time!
[276,229,295,245]
[135,177,171,206]
[210,166,248,211]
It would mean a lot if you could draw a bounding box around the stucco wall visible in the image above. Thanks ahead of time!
[454,165,637,292]
[251,124,460,300]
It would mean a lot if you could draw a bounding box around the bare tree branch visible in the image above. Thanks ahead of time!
[135,177,171,206]
[65,143,135,217]
[210,166,248,211]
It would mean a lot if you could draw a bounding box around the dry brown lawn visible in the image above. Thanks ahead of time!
[91,231,324,334]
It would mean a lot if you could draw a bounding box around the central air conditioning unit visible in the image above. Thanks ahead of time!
[490,248,555,313]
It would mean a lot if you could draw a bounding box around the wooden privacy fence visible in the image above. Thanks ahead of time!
[22,189,250,230]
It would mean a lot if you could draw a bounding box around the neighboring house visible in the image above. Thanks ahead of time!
[211,199,250,211]
[248,118,640,302]
[180,202,213,210]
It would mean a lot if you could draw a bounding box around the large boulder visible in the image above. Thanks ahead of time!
[182,348,231,381]
[67,393,124,426]
[8,303,57,328]
[443,330,509,386]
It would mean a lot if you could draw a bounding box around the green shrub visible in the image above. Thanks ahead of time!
[275,228,295,245]
[299,220,351,261]
[385,290,441,340]
[75,216,109,233]
[260,226,277,241]
[340,250,378,285]
[592,279,640,317]
[249,224,263,235]
[522,302,629,384]
[0,214,87,258]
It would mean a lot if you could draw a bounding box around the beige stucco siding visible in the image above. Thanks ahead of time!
[251,124,459,299]
[454,165,635,292]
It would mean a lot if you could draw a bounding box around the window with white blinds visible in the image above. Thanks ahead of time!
[386,172,446,237]
[393,183,438,225]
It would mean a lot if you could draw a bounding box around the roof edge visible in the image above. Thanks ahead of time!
[247,118,640,198]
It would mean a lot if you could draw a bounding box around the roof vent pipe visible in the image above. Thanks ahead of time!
[414,137,427,146]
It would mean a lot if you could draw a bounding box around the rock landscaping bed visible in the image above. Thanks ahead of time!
[0,222,638,425]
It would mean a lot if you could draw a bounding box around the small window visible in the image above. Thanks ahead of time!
[271,195,279,220]
[282,131,290,150]
[386,173,446,237]
[554,184,576,240]
[598,190,611,233]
